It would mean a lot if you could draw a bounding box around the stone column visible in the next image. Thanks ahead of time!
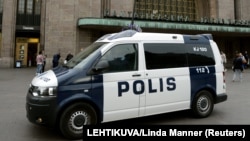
[40,0,46,51]
[0,0,16,68]
[209,0,218,19]
[234,0,241,20]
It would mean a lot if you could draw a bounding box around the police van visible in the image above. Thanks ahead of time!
[26,30,227,140]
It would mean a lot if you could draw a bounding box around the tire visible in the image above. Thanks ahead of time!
[59,103,97,140]
[191,90,214,118]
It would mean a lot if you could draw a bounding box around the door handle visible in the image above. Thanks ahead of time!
[132,74,141,77]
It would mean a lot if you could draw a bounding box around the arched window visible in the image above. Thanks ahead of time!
[135,0,197,21]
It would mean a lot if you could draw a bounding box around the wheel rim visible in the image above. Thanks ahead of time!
[197,96,210,112]
[68,111,89,134]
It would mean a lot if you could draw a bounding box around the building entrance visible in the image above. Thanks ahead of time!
[28,43,38,67]
[15,37,39,67]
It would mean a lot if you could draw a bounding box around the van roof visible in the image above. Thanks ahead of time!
[96,30,213,43]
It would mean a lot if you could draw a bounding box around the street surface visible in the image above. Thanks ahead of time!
[0,67,249,140]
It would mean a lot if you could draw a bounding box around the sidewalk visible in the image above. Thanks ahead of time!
[224,67,250,83]
[0,67,36,97]
[0,67,36,82]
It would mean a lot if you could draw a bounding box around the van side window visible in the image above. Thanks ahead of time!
[186,44,215,66]
[144,43,188,69]
[101,44,138,73]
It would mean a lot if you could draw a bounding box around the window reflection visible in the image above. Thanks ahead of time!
[99,44,138,73]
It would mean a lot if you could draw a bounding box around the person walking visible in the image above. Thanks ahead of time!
[42,50,47,72]
[243,51,249,69]
[221,51,227,71]
[239,52,247,72]
[64,52,73,64]
[36,51,44,75]
[232,53,244,82]
[52,52,61,68]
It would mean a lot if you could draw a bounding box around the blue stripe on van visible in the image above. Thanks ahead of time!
[56,73,104,122]
[189,66,216,103]
[91,75,104,121]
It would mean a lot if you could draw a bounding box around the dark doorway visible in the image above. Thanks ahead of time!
[28,43,38,67]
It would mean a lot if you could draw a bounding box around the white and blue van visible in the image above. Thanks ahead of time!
[26,30,227,140]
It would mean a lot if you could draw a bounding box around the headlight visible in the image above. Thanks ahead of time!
[32,86,57,97]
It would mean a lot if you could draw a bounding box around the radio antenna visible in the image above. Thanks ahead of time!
[122,0,142,32]
[131,0,136,27]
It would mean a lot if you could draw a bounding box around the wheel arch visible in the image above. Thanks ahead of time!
[190,86,216,118]
[55,94,102,127]
[191,85,216,107]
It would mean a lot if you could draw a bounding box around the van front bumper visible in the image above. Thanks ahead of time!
[26,92,57,127]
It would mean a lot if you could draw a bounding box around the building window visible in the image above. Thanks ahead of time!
[34,0,41,15]
[0,0,2,57]
[0,0,3,24]
[16,0,41,26]
[0,0,3,13]
[135,0,196,21]
[26,0,33,14]
[18,0,25,14]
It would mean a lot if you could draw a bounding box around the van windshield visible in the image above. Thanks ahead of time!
[64,42,108,69]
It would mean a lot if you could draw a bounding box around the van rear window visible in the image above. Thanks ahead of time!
[144,43,188,69]
[144,43,215,70]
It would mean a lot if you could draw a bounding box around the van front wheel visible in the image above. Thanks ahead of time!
[191,90,214,118]
[59,103,97,140]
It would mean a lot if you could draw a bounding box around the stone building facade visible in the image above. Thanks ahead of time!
[0,0,249,68]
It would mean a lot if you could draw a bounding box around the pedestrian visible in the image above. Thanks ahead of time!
[42,50,47,72]
[52,52,61,68]
[221,51,227,71]
[36,51,44,75]
[232,53,244,82]
[239,52,247,71]
[64,52,73,64]
[243,51,249,69]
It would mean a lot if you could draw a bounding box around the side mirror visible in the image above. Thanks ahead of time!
[92,60,109,73]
